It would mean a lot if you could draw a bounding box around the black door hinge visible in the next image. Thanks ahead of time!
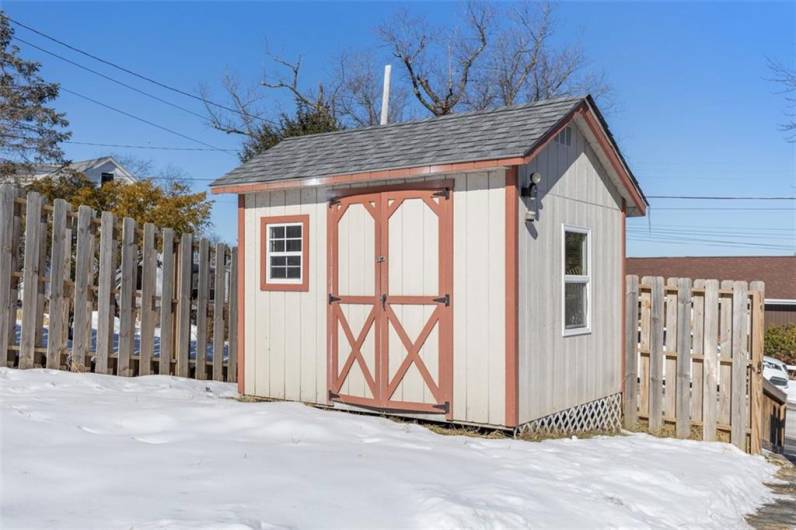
[328,293,341,304]
[432,294,450,306]
[432,188,450,200]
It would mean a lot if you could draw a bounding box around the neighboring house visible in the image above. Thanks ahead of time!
[210,95,648,432]
[626,256,796,329]
[15,156,137,186]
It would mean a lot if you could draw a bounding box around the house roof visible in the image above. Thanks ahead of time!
[17,156,137,182]
[626,256,796,301]
[210,96,646,211]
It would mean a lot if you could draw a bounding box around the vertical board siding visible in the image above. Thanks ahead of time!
[451,171,506,425]
[244,188,327,402]
[243,173,505,426]
[518,124,623,423]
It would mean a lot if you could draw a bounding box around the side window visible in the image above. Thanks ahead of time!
[100,172,114,185]
[554,126,572,146]
[260,215,309,291]
[562,225,590,335]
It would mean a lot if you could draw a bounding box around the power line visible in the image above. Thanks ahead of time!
[60,87,234,156]
[648,195,795,200]
[13,36,210,122]
[8,16,271,125]
[65,140,237,153]
[650,207,793,211]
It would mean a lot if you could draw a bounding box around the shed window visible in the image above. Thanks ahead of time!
[562,225,590,335]
[260,215,309,291]
[268,224,302,281]
[100,172,114,184]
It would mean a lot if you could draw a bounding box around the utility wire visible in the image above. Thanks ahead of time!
[646,195,795,200]
[0,132,237,153]
[8,16,270,124]
[13,36,210,122]
[60,87,234,155]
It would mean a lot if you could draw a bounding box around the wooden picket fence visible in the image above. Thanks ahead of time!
[623,275,770,453]
[0,184,238,382]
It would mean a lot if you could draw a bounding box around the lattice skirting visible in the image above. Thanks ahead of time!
[517,393,623,436]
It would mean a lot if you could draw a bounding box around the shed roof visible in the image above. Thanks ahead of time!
[626,256,796,301]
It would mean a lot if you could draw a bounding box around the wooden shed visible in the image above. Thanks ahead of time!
[211,95,648,432]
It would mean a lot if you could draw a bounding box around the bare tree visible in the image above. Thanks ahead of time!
[769,59,796,141]
[379,3,492,117]
[380,2,610,115]
[336,52,409,127]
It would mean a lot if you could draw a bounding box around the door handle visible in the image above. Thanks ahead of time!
[328,293,341,304]
[380,293,387,308]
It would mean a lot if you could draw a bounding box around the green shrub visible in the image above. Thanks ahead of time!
[764,324,796,365]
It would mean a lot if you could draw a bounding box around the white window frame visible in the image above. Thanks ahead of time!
[265,222,303,285]
[561,224,591,337]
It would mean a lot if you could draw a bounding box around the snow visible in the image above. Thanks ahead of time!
[1,369,778,529]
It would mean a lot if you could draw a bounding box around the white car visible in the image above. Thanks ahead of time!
[763,356,790,391]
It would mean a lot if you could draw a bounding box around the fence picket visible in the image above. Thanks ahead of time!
[139,223,157,375]
[175,233,193,378]
[228,248,238,383]
[118,217,137,377]
[649,276,665,433]
[159,229,176,375]
[46,199,69,369]
[71,205,94,370]
[212,244,227,381]
[0,184,17,366]
[623,275,639,428]
[690,280,705,424]
[639,276,652,418]
[664,278,678,422]
[749,281,765,454]
[95,212,114,374]
[702,279,719,441]
[675,277,692,439]
[730,281,749,450]
[195,238,210,380]
[718,279,733,425]
[19,192,43,369]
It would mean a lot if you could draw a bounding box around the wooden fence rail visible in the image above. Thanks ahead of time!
[623,274,771,453]
[0,185,237,382]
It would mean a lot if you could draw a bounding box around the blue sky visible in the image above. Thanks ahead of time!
[6,1,795,255]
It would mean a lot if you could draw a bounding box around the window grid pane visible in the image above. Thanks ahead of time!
[267,222,303,283]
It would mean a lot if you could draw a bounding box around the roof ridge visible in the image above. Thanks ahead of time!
[278,95,585,144]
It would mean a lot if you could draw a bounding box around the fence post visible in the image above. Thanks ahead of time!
[212,243,227,381]
[749,281,765,454]
[702,279,719,441]
[675,277,693,439]
[0,184,16,366]
[731,281,749,451]
[175,232,193,378]
[139,223,157,376]
[118,217,137,376]
[228,248,238,383]
[19,191,43,369]
[623,275,639,428]
[46,199,69,369]
[158,229,176,375]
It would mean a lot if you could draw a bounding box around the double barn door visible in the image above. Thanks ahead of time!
[328,187,452,415]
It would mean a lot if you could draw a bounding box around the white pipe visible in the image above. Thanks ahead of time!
[380,64,392,126]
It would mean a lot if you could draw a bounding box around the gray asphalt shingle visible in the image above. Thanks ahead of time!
[210,96,584,188]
